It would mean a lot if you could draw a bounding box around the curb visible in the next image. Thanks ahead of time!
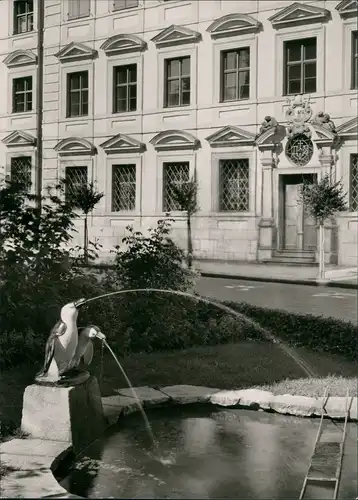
[200,272,358,290]
[1,386,356,498]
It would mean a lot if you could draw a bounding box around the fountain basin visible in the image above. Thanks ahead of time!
[1,385,357,499]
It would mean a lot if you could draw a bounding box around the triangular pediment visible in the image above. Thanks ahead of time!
[269,2,330,28]
[207,13,261,39]
[336,0,357,18]
[150,130,199,151]
[151,25,201,47]
[54,137,97,156]
[100,134,145,154]
[3,49,37,68]
[2,130,36,147]
[55,42,97,62]
[100,34,146,56]
[206,126,256,147]
[311,124,337,142]
[337,117,358,138]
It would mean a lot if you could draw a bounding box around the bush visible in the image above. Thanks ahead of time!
[112,217,195,291]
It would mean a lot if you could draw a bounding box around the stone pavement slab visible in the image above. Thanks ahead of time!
[1,469,68,498]
[159,385,219,404]
[115,386,170,406]
[0,438,70,458]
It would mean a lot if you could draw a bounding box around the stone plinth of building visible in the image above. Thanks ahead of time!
[21,375,106,455]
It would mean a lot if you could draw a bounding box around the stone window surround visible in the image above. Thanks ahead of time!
[212,34,257,106]
[342,19,358,91]
[155,151,195,214]
[59,60,94,122]
[157,45,197,110]
[5,150,36,194]
[112,0,142,12]
[210,150,256,216]
[105,154,141,215]
[274,25,324,98]
[105,52,143,117]
[338,144,358,217]
[7,65,37,116]
[58,157,94,205]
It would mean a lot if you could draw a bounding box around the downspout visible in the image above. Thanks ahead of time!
[35,0,44,213]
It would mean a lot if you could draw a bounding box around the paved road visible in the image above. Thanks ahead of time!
[195,277,357,324]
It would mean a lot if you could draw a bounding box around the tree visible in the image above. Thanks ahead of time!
[67,182,104,265]
[170,174,199,269]
[300,173,347,281]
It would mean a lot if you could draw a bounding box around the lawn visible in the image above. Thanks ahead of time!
[1,340,357,438]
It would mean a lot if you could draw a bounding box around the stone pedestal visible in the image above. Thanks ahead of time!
[257,151,277,261]
[21,376,106,455]
[314,218,338,265]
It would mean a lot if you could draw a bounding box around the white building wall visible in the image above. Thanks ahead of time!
[0,0,357,264]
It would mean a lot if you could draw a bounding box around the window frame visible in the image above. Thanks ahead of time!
[349,153,358,213]
[283,37,317,96]
[113,0,139,11]
[111,163,137,212]
[164,56,191,108]
[64,165,89,203]
[351,31,358,90]
[67,0,91,20]
[162,160,190,212]
[13,0,34,35]
[9,155,33,191]
[66,70,89,118]
[6,151,36,194]
[220,47,250,103]
[112,64,137,114]
[218,158,250,213]
[12,75,33,113]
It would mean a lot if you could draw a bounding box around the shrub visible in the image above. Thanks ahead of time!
[112,217,195,291]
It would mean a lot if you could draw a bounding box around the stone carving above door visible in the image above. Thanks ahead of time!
[285,94,312,139]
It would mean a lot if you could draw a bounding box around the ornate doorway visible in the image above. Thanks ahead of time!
[280,174,317,252]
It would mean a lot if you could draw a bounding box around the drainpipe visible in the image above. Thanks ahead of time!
[35,0,44,213]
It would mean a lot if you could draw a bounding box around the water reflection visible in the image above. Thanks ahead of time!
[60,406,357,499]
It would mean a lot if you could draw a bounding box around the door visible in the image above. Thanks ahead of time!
[282,174,317,251]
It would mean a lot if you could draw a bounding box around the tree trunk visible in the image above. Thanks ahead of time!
[187,213,193,269]
[318,223,325,281]
[84,215,88,265]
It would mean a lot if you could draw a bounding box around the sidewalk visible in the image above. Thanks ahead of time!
[194,259,358,289]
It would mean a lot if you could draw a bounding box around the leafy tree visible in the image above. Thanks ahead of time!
[66,182,104,265]
[170,174,199,268]
[300,174,347,280]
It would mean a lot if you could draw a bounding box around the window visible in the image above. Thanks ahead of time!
[12,76,32,113]
[112,164,136,211]
[65,166,88,202]
[67,71,89,117]
[284,38,317,95]
[221,48,250,102]
[164,57,190,108]
[10,157,32,190]
[350,154,358,212]
[163,162,189,211]
[68,0,90,19]
[219,159,249,212]
[352,31,358,90]
[113,65,137,113]
[113,0,138,10]
[13,0,33,35]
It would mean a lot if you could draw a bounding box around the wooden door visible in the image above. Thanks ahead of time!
[283,175,317,251]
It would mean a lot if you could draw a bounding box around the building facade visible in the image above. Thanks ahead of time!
[0,0,357,265]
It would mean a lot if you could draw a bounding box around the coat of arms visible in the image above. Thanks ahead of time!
[285,94,312,139]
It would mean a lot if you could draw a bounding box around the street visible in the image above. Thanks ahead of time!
[195,277,357,324]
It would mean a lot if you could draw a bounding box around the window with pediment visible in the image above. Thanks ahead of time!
[12,76,33,113]
[284,38,317,95]
[113,64,137,113]
[67,71,89,117]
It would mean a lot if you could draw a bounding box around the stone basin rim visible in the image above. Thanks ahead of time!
[1,385,356,499]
